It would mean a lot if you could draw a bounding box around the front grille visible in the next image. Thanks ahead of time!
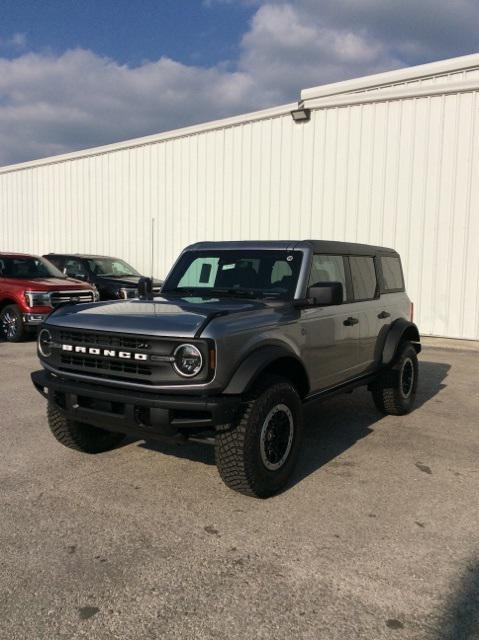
[51,290,94,306]
[48,328,210,387]
[58,330,151,350]
[60,354,152,378]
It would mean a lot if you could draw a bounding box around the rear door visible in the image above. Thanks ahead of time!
[300,254,362,391]
[348,255,381,374]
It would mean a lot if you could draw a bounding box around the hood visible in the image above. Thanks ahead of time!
[95,275,162,289]
[18,277,93,291]
[46,294,274,338]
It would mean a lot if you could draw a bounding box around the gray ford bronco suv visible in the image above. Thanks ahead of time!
[32,240,421,497]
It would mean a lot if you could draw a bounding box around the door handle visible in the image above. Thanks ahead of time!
[343,316,359,326]
[377,311,391,319]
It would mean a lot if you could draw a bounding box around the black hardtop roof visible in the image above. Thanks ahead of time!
[186,240,398,256]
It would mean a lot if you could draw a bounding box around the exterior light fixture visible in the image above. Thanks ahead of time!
[291,107,311,122]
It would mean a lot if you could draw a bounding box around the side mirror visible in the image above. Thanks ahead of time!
[138,276,153,300]
[295,282,343,307]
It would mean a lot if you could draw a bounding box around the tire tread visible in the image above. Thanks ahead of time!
[371,342,418,416]
[47,403,124,453]
[215,375,302,497]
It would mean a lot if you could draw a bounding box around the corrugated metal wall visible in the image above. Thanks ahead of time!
[1,66,479,339]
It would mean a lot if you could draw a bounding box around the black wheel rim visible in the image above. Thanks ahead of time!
[401,358,414,397]
[260,404,294,471]
[1,310,18,340]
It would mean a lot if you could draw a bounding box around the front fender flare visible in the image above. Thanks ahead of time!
[382,318,421,365]
[222,345,308,396]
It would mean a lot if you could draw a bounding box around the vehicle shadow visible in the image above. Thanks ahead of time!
[138,436,215,466]
[290,359,450,488]
[138,361,451,484]
[434,558,479,639]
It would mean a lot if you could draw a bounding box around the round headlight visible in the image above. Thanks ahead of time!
[38,328,52,357]
[173,344,203,378]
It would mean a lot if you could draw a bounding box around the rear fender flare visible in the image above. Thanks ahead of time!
[382,319,421,365]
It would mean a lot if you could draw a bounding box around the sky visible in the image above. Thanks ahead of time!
[0,0,478,167]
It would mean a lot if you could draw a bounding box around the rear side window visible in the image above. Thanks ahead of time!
[309,255,347,301]
[380,256,404,292]
[349,256,377,301]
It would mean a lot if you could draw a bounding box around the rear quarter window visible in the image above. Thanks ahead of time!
[380,256,405,292]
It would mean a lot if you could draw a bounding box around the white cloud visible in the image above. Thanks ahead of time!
[0,1,478,166]
[0,50,261,166]
[0,32,27,51]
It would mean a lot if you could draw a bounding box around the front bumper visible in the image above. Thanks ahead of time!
[31,369,240,441]
[23,312,49,325]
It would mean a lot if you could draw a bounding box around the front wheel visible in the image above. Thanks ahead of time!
[215,376,303,498]
[47,403,125,453]
[0,304,28,342]
[371,341,419,415]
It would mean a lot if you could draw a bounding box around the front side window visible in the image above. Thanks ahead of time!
[64,258,88,277]
[0,256,64,279]
[308,254,347,301]
[380,256,404,292]
[349,256,377,301]
[164,250,303,300]
[87,258,140,278]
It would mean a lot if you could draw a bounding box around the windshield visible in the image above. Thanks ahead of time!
[87,258,140,278]
[163,250,303,300]
[0,256,65,280]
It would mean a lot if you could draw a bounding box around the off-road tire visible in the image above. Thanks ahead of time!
[0,304,28,342]
[371,341,418,415]
[47,402,125,453]
[215,376,303,498]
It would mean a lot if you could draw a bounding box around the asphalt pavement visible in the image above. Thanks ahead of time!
[0,338,478,639]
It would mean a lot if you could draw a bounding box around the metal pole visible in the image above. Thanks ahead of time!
[151,217,155,280]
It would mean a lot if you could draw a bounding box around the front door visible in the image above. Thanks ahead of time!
[300,254,361,391]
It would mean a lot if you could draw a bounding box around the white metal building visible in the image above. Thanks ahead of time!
[1,54,479,340]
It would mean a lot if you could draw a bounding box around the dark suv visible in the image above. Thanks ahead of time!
[44,254,162,301]
[32,240,420,497]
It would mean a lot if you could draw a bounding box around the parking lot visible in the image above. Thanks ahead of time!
[0,338,478,639]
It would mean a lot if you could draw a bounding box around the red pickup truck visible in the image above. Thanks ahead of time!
[0,253,98,342]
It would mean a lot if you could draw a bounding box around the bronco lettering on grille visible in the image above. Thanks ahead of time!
[61,344,148,361]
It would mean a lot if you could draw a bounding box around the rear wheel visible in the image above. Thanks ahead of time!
[0,304,27,342]
[371,341,418,415]
[215,376,303,498]
[47,403,125,453]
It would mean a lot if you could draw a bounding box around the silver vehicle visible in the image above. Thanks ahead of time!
[32,241,421,497]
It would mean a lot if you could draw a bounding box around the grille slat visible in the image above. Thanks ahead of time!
[58,330,150,350]
[60,354,152,377]
[51,290,94,306]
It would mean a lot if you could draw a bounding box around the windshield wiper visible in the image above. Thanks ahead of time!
[166,287,201,296]
[206,288,263,299]
[166,287,262,299]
